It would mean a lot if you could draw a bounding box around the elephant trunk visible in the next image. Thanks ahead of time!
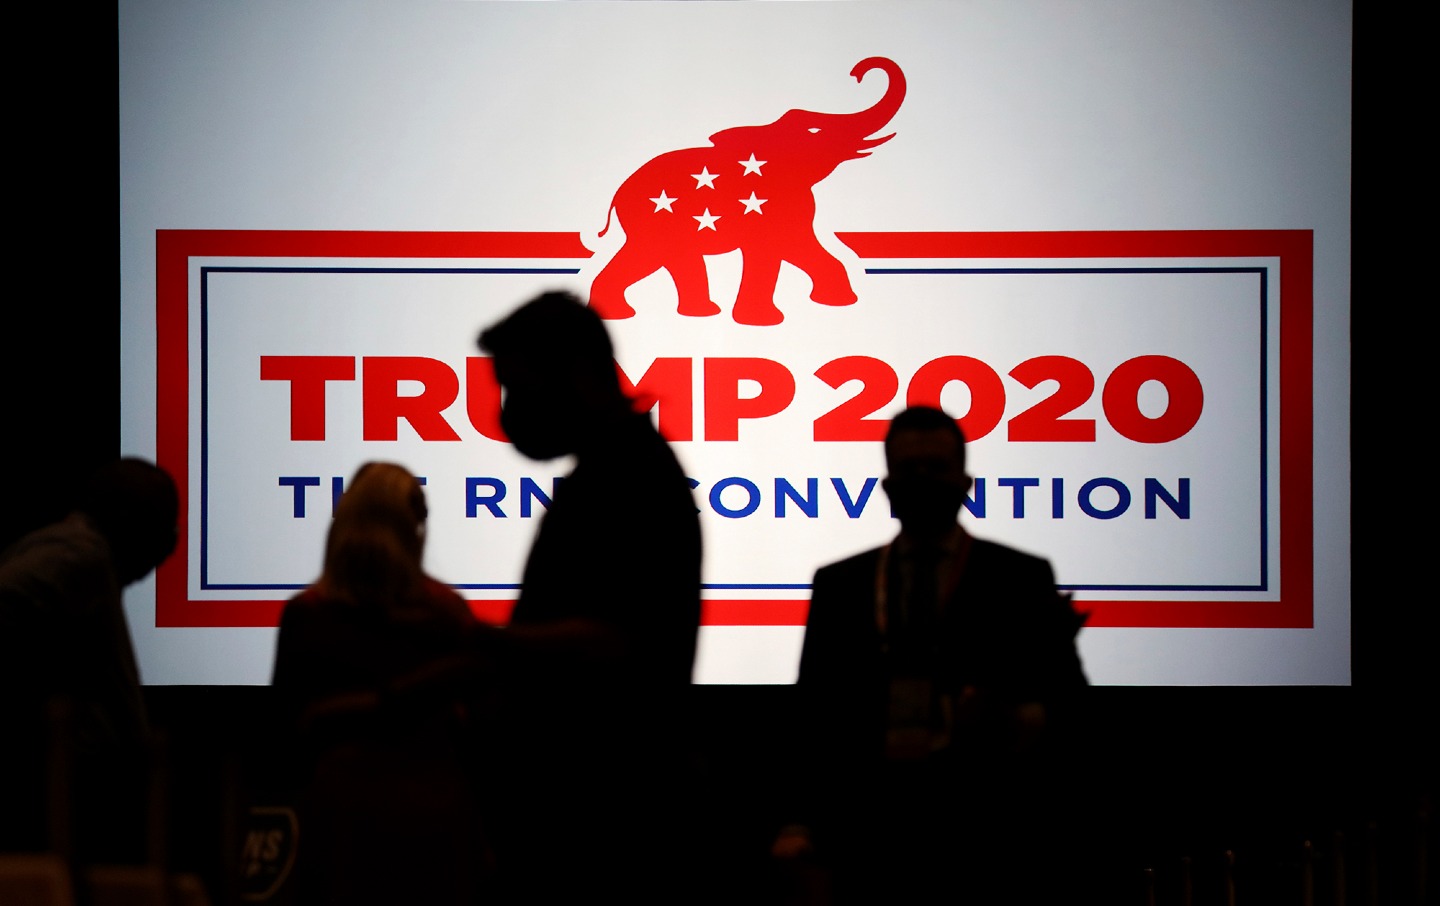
[843,57,906,141]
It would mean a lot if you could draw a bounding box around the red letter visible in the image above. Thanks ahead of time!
[260,356,356,441]
[465,357,508,442]
[703,358,796,441]
[813,356,898,441]
[1102,355,1204,443]
[1007,355,1097,442]
[362,357,462,441]
[618,358,693,442]
[906,356,1006,442]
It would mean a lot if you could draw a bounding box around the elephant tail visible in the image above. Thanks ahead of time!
[597,199,618,238]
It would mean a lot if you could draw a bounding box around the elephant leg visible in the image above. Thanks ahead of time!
[732,250,785,326]
[787,235,858,307]
[665,254,722,318]
[590,242,660,319]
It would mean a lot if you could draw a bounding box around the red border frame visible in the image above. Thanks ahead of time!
[155,229,1312,629]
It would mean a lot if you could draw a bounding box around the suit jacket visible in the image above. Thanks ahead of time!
[790,532,1087,825]
[786,535,1090,906]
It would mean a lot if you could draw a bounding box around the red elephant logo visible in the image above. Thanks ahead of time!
[589,57,905,327]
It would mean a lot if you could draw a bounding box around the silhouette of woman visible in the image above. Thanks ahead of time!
[271,462,485,905]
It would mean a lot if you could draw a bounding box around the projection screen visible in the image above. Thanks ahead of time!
[118,0,1351,685]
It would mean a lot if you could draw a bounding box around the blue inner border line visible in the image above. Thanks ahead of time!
[198,265,1270,595]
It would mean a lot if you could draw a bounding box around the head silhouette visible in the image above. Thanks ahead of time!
[76,458,179,586]
[882,406,972,543]
[477,290,627,461]
[318,461,429,609]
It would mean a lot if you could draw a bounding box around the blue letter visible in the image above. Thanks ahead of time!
[832,477,878,519]
[466,478,507,517]
[711,477,761,518]
[1051,478,1065,518]
[279,476,320,518]
[963,478,985,518]
[520,477,559,518]
[1145,478,1190,519]
[1078,477,1131,519]
[775,478,819,518]
[998,478,1040,518]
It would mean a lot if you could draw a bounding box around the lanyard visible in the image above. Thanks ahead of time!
[873,529,973,638]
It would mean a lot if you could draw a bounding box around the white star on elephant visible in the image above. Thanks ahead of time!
[693,208,720,231]
[739,154,766,175]
[691,167,718,189]
[740,192,767,214]
[650,190,676,212]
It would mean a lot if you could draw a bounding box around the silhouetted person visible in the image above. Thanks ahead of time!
[0,457,178,863]
[271,462,484,906]
[772,406,1088,905]
[475,290,702,903]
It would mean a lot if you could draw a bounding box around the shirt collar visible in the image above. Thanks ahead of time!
[893,523,966,560]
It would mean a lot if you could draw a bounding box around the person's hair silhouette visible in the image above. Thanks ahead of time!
[76,457,180,586]
[314,461,430,612]
[478,290,628,461]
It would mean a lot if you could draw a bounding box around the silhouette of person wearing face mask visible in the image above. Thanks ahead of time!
[771,406,1087,906]
[474,290,702,904]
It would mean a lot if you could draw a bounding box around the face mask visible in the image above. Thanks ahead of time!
[500,394,574,461]
[885,475,965,538]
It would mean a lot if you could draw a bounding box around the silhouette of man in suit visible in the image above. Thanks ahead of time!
[773,405,1087,905]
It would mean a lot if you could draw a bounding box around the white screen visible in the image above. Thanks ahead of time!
[119,0,1351,685]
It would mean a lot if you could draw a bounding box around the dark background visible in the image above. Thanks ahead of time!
[4,6,1430,903]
